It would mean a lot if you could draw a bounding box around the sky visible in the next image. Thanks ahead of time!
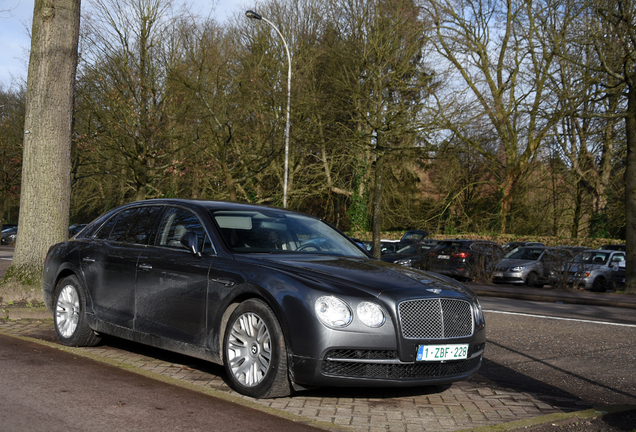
[0,0,244,89]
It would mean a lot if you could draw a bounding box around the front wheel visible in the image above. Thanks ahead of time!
[223,299,291,398]
[525,272,538,287]
[592,277,607,292]
[53,276,101,347]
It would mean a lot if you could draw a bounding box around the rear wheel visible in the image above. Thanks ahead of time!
[54,276,101,347]
[223,299,291,398]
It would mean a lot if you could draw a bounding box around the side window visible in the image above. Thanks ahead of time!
[108,206,163,244]
[611,253,625,263]
[93,214,118,240]
[156,207,212,253]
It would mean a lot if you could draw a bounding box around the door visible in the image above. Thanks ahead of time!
[81,205,163,328]
[134,207,214,346]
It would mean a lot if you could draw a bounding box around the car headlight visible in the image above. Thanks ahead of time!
[315,296,352,327]
[510,266,525,272]
[473,297,485,329]
[395,258,415,266]
[357,302,385,328]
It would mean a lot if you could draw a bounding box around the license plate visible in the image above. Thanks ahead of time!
[416,344,468,361]
[437,255,450,259]
[494,272,503,278]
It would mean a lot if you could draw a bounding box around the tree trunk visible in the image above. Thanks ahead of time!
[624,88,636,294]
[6,0,81,287]
[371,153,384,259]
[571,182,583,238]
[499,173,517,234]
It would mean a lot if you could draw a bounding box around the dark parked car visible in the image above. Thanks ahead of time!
[398,229,429,246]
[381,240,440,270]
[42,199,486,398]
[361,240,404,256]
[428,240,504,280]
[1,226,18,245]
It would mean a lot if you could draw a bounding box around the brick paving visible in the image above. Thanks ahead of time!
[0,318,589,432]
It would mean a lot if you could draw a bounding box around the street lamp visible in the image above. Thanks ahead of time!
[246,10,292,208]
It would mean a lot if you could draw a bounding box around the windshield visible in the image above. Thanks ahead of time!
[210,210,367,257]
[573,251,609,265]
[504,247,544,260]
[396,244,418,254]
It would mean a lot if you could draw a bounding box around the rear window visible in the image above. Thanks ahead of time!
[94,206,163,245]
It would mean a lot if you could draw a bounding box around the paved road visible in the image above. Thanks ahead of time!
[0,333,325,432]
[480,297,636,406]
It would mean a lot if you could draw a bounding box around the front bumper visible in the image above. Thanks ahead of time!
[290,344,484,388]
[492,271,525,284]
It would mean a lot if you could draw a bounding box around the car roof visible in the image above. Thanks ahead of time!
[111,198,314,218]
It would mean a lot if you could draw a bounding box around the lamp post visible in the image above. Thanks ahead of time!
[246,10,291,208]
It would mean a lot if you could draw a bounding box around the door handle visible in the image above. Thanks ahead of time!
[82,257,95,263]
[210,278,235,287]
[138,263,153,270]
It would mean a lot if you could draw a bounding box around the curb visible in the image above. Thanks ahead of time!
[0,307,50,320]
[457,404,636,431]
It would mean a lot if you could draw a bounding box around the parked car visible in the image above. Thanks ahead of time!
[428,240,504,280]
[380,240,401,255]
[1,226,17,245]
[493,247,574,287]
[380,240,440,270]
[42,199,486,398]
[398,229,429,246]
[554,249,626,292]
[359,240,400,256]
[501,241,545,254]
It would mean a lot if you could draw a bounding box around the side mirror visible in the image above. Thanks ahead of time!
[180,231,202,257]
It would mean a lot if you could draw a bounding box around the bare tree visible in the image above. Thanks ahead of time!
[423,0,565,233]
[78,0,188,202]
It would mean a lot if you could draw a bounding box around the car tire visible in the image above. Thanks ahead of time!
[525,272,538,287]
[53,276,101,347]
[592,277,607,292]
[223,299,291,398]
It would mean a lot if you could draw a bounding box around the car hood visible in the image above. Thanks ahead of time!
[498,258,538,268]
[380,252,419,263]
[238,254,471,298]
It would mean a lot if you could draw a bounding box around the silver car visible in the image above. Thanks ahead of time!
[562,249,626,291]
[493,247,573,287]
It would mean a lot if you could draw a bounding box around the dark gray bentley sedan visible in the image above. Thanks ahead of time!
[42,199,485,398]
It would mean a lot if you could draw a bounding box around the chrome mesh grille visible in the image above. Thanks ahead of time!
[398,298,473,339]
